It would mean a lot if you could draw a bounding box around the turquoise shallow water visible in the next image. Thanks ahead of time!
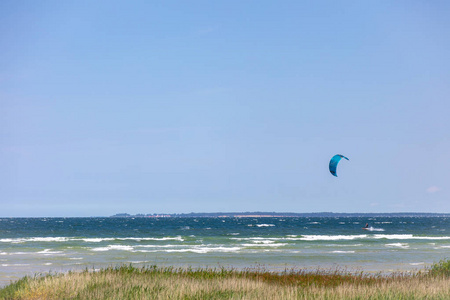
[1,217,449,286]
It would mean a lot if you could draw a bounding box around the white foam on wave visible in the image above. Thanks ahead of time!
[374,234,450,240]
[30,237,68,242]
[81,238,115,243]
[256,224,275,227]
[164,246,241,254]
[241,243,288,247]
[324,243,363,247]
[91,245,134,252]
[136,244,185,249]
[231,235,430,242]
[331,251,355,254]
[283,234,450,241]
[230,237,282,242]
[5,252,30,255]
[295,235,368,241]
[385,243,409,249]
[135,246,242,254]
[0,236,185,244]
[37,249,64,255]
[365,227,385,232]
[118,236,184,242]
[0,237,69,243]
[133,250,158,253]
[250,239,276,244]
[82,236,184,242]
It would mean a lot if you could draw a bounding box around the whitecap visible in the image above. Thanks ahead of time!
[91,245,134,252]
[385,243,409,249]
[242,243,288,247]
[331,251,355,254]
[1,236,186,243]
[121,236,184,241]
[295,235,368,241]
[365,227,385,232]
[83,236,184,242]
[326,244,363,247]
[136,244,184,248]
[250,239,276,244]
[81,238,115,243]
[374,235,450,240]
[37,249,64,255]
[160,246,242,254]
[256,224,275,227]
[0,237,68,243]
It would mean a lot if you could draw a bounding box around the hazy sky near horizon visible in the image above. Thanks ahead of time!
[1,1,449,217]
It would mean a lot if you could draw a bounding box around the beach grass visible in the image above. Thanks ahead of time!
[1,261,449,299]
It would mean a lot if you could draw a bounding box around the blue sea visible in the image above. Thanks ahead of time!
[1,216,449,286]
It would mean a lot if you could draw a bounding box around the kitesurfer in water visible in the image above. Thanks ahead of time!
[363,223,369,230]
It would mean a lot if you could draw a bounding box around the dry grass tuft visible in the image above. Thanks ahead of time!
[1,263,449,299]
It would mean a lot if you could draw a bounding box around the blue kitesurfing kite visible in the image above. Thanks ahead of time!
[329,154,349,177]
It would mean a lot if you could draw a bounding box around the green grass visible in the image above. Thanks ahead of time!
[429,259,450,277]
[1,261,449,299]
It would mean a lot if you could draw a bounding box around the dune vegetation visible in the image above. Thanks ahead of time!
[1,260,449,299]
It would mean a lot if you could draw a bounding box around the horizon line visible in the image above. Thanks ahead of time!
[3,211,449,218]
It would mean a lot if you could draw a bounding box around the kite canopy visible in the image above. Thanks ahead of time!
[329,154,349,177]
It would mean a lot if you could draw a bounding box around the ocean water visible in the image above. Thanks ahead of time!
[1,217,449,286]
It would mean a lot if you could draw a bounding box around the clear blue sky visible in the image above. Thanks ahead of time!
[1,1,449,217]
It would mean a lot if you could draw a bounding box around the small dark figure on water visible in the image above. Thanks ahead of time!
[365,223,369,228]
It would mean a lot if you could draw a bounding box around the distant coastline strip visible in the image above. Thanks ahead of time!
[111,212,450,218]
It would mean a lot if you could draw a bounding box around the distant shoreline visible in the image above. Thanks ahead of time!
[111,212,450,218]
[2,212,449,218]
